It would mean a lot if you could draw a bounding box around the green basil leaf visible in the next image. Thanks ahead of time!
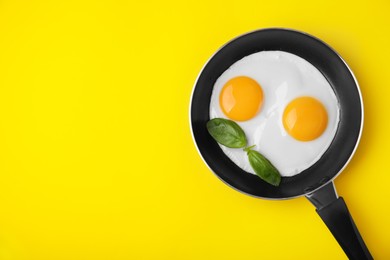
[206,118,247,148]
[245,147,281,186]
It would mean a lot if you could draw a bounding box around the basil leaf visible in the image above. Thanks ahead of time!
[245,147,281,186]
[206,118,247,148]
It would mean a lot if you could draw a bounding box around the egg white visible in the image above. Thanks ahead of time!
[209,51,340,177]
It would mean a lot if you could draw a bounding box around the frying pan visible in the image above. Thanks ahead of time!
[190,28,372,259]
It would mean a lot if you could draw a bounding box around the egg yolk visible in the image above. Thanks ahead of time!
[283,97,328,141]
[219,76,263,121]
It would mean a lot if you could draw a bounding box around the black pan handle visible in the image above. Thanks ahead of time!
[306,182,373,259]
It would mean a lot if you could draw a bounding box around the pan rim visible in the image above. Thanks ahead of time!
[189,27,364,200]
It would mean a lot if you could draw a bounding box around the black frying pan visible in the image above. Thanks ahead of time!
[190,28,372,259]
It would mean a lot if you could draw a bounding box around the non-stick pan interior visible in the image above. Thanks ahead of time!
[191,29,362,199]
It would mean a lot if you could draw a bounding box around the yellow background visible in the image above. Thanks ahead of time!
[0,0,389,259]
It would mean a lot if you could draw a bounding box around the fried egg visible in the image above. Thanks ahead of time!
[209,51,340,177]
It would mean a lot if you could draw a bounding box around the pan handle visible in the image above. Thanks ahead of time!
[306,182,373,259]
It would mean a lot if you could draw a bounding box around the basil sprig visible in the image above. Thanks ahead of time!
[244,145,281,186]
[207,118,281,186]
[206,118,247,148]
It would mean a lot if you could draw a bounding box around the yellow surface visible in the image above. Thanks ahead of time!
[0,0,389,259]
